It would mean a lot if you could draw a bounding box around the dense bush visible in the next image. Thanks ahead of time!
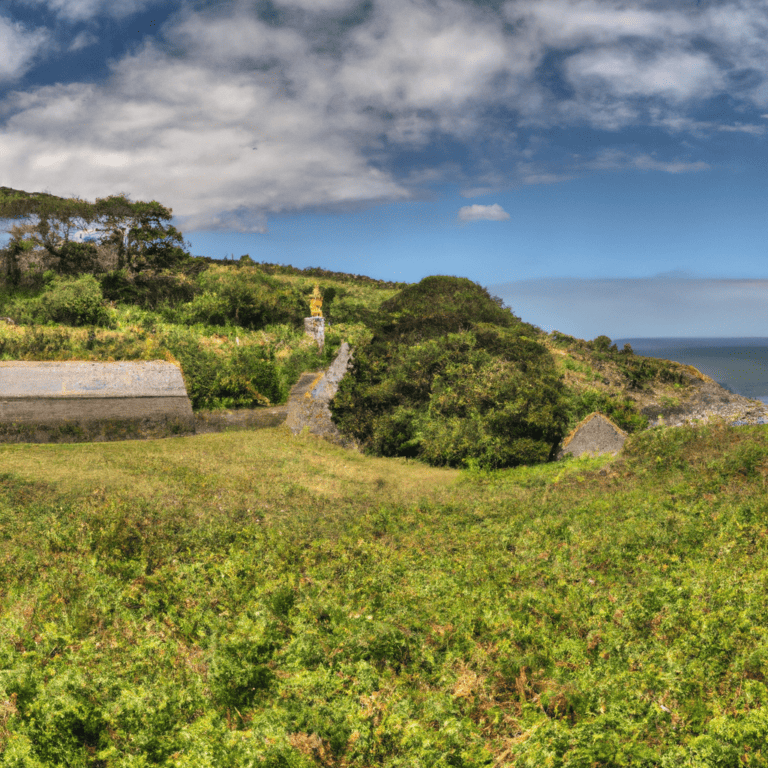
[172,267,306,330]
[569,388,649,433]
[100,268,201,309]
[4,274,113,327]
[56,241,99,276]
[161,329,283,409]
[375,274,519,342]
[332,277,569,469]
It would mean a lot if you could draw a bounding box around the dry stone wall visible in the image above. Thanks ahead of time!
[285,342,355,446]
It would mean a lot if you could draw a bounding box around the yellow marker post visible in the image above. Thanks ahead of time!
[309,285,323,317]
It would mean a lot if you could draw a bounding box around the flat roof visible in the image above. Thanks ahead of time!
[0,361,188,399]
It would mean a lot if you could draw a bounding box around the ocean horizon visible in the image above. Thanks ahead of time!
[615,338,768,405]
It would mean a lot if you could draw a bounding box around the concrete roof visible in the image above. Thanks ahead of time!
[0,361,187,399]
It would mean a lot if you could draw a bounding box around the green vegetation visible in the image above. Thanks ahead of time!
[1,187,699,466]
[1,423,768,765]
[332,277,570,469]
[0,187,401,410]
[1,188,765,765]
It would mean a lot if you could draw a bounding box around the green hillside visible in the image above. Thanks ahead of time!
[2,188,768,765]
[1,421,768,766]
[0,186,704,468]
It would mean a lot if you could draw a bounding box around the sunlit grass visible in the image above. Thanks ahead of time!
[2,423,768,766]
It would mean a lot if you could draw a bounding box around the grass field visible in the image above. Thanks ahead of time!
[2,423,768,766]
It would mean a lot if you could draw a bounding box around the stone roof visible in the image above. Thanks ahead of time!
[0,360,187,398]
[558,412,627,459]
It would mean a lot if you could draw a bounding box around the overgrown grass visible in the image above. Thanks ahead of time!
[2,423,768,765]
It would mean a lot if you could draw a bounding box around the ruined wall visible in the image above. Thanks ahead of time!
[285,342,355,446]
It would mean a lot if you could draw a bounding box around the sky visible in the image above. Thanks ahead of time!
[1,0,767,338]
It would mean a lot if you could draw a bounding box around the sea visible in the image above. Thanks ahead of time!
[614,338,768,406]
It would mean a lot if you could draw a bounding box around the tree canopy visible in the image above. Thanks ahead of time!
[0,187,197,280]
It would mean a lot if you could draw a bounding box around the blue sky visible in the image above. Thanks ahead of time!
[1,0,767,337]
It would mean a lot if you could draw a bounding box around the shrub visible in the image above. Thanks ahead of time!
[189,267,306,330]
[56,241,99,276]
[375,274,521,343]
[568,389,649,433]
[332,296,569,469]
[100,268,199,309]
[161,329,282,409]
[42,274,112,327]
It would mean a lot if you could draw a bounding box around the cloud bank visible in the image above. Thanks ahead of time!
[0,0,766,230]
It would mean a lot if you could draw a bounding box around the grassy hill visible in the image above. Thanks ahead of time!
[1,240,767,763]
[1,421,768,766]
[0,258,737,454]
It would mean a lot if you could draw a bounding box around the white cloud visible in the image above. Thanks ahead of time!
[584,149,709,174]
[457,204,510,222]
[270,0,361,11]
[338,0,520,127]
[16,0,158,20]
[68,30,98,51]
[716,122,766,136]
[565,48,724,102]
[0,16,48,83]
[0,20,411,231]
[1,0,768,232]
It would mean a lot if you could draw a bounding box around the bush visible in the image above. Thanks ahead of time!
[42,274,112,327]
[161,329,282,409]
[100,269,199,309]
[568,389,649,433]
[332,290,570,469]
[56,241,99,276]
[187,267,306,330]
[375,274,522,343]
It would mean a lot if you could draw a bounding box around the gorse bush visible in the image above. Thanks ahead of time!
[176,266,306,330]
[4,274,114,327]
[333,277,570,468]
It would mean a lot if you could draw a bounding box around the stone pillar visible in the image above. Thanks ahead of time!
[304,316,325,350]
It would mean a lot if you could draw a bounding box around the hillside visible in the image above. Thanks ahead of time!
[544,332,768,429]
[1,419,768,765]
[0,254,764,462]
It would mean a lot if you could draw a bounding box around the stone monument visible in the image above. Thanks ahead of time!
[304,284,325,350]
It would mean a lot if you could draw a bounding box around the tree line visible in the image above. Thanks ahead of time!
[0,186,200,285]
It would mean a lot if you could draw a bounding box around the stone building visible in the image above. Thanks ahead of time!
[0,360,194,443]
[557,412,627,459]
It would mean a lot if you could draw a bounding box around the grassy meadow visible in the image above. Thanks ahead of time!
[2,422,768,766]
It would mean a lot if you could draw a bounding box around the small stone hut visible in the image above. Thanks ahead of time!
[558,412,627,459]
[0,360,195,443]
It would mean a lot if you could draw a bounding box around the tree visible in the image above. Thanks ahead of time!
[93,195,193,273]
[0,187,199,279]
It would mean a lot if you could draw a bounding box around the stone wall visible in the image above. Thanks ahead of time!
[285,342,355,446]
[0,360,195,443]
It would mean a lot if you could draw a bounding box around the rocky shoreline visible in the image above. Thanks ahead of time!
[640,371,768,427]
